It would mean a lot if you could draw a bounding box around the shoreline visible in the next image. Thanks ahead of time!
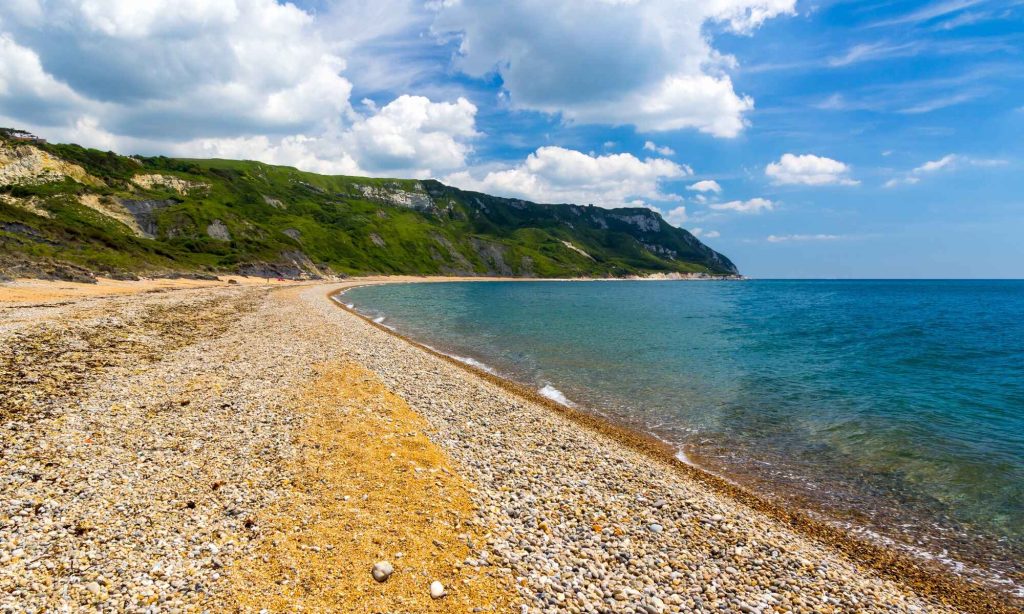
[327,281,1018,614]
[1,275,1016,612]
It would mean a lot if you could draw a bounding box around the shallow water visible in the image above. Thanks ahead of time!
[344,280,1024,590]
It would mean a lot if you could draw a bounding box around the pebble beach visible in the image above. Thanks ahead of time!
[0,279,1015,613]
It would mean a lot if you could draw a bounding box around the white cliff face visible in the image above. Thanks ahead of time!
[355,182,433,209]
[561,240,594,260]
[132,173,208,195]
[609,212,661,233]
[0,143,104,187]
[78,194,151,238]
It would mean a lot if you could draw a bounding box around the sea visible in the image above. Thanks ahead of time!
[342,279,1024,594]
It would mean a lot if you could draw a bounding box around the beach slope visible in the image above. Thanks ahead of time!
[0,278,1010,612]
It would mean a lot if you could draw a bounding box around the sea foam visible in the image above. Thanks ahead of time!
[539,384,574,407]
[421,343,499,375]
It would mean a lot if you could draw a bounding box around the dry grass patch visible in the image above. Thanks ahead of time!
[223,361,516,613]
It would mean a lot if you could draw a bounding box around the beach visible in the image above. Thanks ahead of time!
[0,278,1014,613]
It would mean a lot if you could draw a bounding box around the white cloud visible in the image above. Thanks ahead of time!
[914,153,958,172]
[431,0,794,137]
[0,1,485,179]
[710,197,774,213]
[644,141,675,156]
[687,180,723,193]
[172,95,479,178]
[766,233,841,242]
[765,153,859,186]
[0,0,357,139]
[664,206,688,226]
[884,176,920,188]
[691,227,721,238]
[0,35,86,111]
[344,95,478,176]
[174,133,364,176]
[869,0,984,28]
[445,146,689,207]
[883,153,1007,188]
[828,42,917,67]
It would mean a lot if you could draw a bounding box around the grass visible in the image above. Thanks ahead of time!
[1,134,739,279]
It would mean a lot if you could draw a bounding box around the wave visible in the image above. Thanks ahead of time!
[420,343,499,375]
[539,384,575,407]
[372,315,386,324]
[450,354,498,375]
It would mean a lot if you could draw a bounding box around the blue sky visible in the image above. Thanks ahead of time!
[0,0,1021,277]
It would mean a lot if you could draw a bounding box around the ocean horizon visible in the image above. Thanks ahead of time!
[344,279,1024,596]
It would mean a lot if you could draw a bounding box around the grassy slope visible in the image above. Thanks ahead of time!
[0,138,738,279]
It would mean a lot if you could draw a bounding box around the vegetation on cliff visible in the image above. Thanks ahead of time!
[0,129,738,280]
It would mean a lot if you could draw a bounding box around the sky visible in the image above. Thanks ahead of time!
[0,0,1021,278]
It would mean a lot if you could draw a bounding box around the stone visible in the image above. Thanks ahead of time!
[372,561,394,583]
[430,580,445,599]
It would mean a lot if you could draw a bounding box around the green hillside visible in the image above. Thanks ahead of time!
[0,129,738,281]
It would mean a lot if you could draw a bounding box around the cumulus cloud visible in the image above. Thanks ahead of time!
[765,153,859,186]
[644,141,675,156]
[0,1,485,178]
[664,206,689,226]
[710,197,774,213]
[1,0,356,139]
[344,95,478,176]
[445,146,689,207]
[766,234,841,242]
[173,95,479,178]
[687,180,723,193]
[173,133,364,176]
[431,0,794,136]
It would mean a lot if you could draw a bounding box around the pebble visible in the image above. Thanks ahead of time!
[0,283,977,613]
[372,561,394,583]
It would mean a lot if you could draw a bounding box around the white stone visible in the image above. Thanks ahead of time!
[372,561,394,582]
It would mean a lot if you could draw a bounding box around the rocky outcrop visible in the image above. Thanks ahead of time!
[355,182,433,210]
[0,143,104,187]
[609,211,662,233]
[642,242,678,259]
[263,195,285,208]
[561,241,594,260]
[132,173,208,195]
[206,220,232,241]
[78,195,150,238]
[236,250,324,279]
[0,194,51,218]
[470,238,513,276]
[117,198,176,238]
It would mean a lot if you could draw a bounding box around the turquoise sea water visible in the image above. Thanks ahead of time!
[343,280,1024,590]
